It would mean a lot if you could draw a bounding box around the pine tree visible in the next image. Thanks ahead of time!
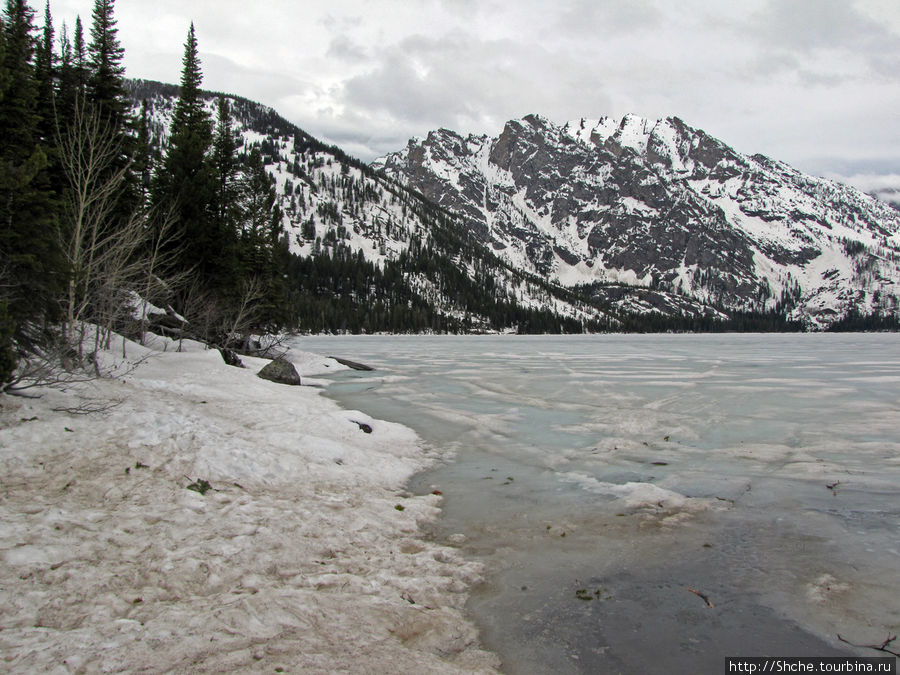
[240,147,281,249]
[154,23,229,302]
[0,12,12,381]
[169,23,208,146]
[57,20,70,82]
[133,98,152,205]
[86,0,125,129]
[32,0,52,139]
[237,147,288,330]
[1,1,38,158]
[85,0,137,217]
[57,22,73,113]
[0,0,64,364]
[72,15,86,91]
[211,96,240,234]
[56,17,88,131]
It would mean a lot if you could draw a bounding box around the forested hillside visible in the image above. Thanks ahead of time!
[126,77,617,336]
[0,0,614,391]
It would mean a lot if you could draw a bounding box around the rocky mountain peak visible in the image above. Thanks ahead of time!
[375,113,900,327]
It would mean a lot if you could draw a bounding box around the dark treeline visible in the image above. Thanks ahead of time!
[826,310,900,332]
[614,309,805,333]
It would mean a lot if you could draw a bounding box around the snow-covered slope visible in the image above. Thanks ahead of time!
[130,80,609,332]
[375,114,900,328]
[137,83,438,271]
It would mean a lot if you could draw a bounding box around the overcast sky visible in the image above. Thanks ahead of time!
[50,0,900,190]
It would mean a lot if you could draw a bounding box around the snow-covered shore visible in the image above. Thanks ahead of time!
[0,334,499,673]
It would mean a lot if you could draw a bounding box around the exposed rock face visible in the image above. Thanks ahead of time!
[375,114,900,327]
[257,358,301,386]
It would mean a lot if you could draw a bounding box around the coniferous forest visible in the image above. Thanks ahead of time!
[0,0,304,386]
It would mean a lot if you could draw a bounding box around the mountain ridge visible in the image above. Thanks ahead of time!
[375,112,900,328]
[127,78,899,330]
[127,80,616,333]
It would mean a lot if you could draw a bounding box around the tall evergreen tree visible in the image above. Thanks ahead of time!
[56,20,73,115]
[72,15,86,90]
[133,98,152,205]
[211,96,240,234]
[85,0,137,217]
[0,14,7,104]
[154,23,230,301]
[0,12,12,381]
[0,0,63,361]
[33,2,69,203]
[55,16,88,129]
[240,147,281,249]
[237,147,289,329]
[169,23,208,146]
[32,0,52,137]
[1,1,38,157]
[86,0,125,129]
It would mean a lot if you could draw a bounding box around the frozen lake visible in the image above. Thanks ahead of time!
[297,334,900,673]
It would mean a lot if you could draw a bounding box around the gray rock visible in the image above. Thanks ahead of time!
[257,357,301,386]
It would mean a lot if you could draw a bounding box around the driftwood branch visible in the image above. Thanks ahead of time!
[687,587,714,608]
[836,633,899,657]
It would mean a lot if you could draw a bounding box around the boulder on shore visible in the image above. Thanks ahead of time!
[257,357,301,386]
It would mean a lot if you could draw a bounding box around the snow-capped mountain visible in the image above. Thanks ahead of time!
[374,114,900,327]
[128,80,613,333]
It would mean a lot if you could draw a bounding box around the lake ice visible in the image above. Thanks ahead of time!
[298,333,900,673]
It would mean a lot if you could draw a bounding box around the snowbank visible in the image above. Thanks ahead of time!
[0,334,498,673]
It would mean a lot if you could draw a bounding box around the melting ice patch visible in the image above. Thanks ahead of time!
[558,472,721,516]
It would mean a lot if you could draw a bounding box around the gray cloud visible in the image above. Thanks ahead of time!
[807,157,900,178]
[554,0,663,36]
[750,0,887,51]
[52,0,900,182]
[319,13,364,33]
[327,35,369,63]
[190,52,307,111]
[746,0,900,80]
[328,30,614,158]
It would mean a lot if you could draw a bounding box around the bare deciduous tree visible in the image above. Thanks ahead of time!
[1,98,186,396]
[180,275,267,350]
[57,95,184,359]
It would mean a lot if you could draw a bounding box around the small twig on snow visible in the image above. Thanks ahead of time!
[687,587,714,608]
[836,633,900,657]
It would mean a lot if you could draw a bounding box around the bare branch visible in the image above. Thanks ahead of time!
[837,633,900,657]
